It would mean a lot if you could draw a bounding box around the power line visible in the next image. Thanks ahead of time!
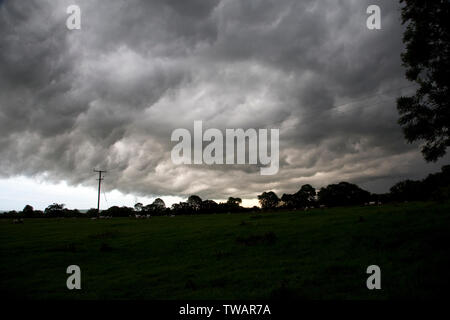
[103,190,108,207]
[332,96,397,114]
[294,85,417,126]
[331,84,415,110]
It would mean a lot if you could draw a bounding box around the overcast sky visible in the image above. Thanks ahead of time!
[0,0,448,210]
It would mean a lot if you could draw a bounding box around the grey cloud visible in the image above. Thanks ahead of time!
[0,0,448,203]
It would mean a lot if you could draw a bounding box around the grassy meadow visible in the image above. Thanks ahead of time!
[1,202,449,300]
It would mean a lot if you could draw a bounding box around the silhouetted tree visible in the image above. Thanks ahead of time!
[170,203,181,214]
[22,205,34,215]
[44,203,65,216]
[258,191,280,209]
[389,165,450,202]
[134,203,143,212]
[423,165,450,200]
[227,197,242,207]
[396,0,450,161]
[153,198,166,210]
[295,184,317,208]
[104,206,134,217]
[201,199,219,214]
[171,202,192,215]
[22,204,33,212]
[281,193,296,209]
[281,184,316,209]
[187,195,202,211]
[86,208,99,217]
[390,179,423,202]
[318,182,370,207]
[143,198,166,215]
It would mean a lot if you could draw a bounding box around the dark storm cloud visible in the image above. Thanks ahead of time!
[0,0,448,201]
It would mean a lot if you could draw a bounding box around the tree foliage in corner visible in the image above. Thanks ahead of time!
[397,0,450,161]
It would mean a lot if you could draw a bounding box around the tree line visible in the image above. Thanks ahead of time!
[2,165,449,219]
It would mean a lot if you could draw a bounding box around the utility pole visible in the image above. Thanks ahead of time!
[94,169,107,215]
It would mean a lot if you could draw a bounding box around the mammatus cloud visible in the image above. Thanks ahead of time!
[0,0,448,203]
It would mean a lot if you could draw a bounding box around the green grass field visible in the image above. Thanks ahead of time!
[1,202,449,300]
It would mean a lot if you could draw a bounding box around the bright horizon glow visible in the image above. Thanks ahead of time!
[0,176,259,211]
